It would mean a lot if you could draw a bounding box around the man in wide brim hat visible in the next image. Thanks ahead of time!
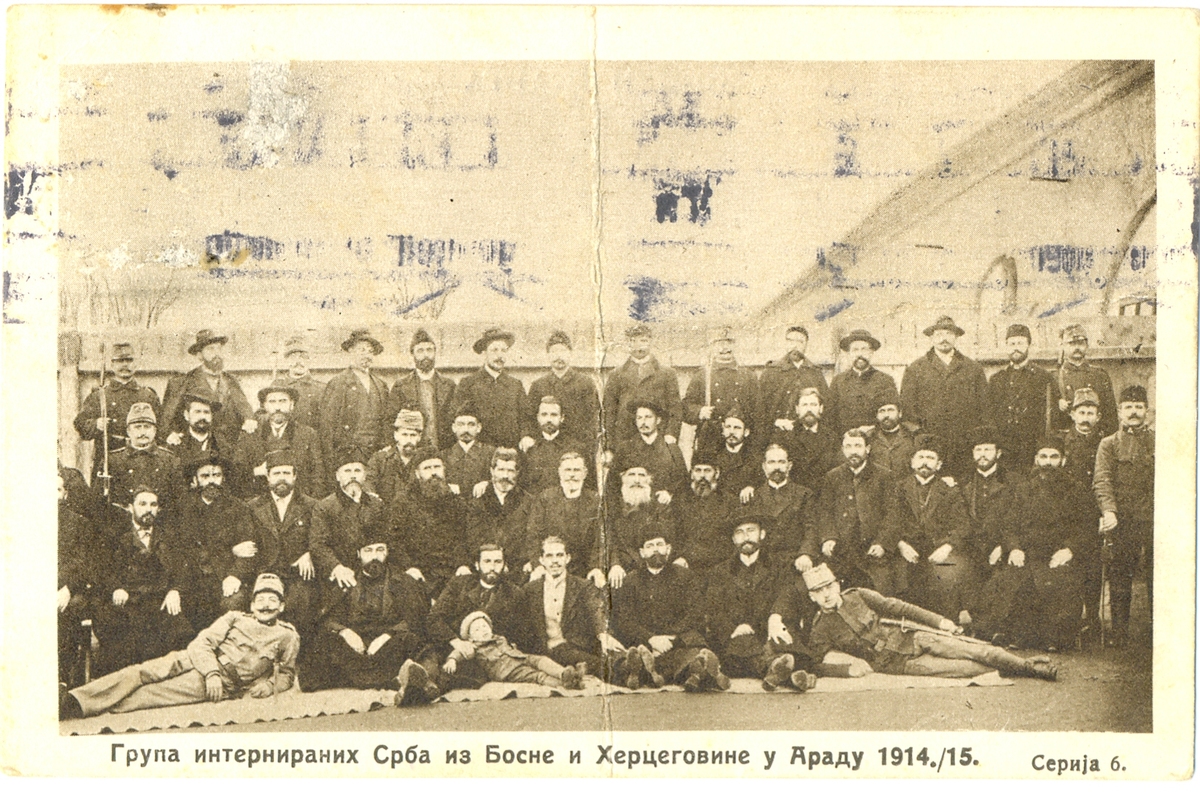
[626,397,666,417]
[922,315,965,337]
[181,392,223,414]
[183,452,235,480]
[187,329,229,356]
[472,327,516,354]
[257,384,300,406]
[341,329,383,356]
[838,329,882,352]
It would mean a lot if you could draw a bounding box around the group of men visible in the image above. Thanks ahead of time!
[59,316,1153,718]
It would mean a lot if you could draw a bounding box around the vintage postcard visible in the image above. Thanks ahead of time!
[2,3,1196,780]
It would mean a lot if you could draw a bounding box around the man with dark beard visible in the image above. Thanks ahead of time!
[828,330,897,437]
[466,448,532,569]
[174,454,263,631]
[92,486,194,677]
[451,327,528,448]
[520,396,591,495]
[171,394,226,471]
[443,403,494,498]
[759,325,830,443]
[73,341,161,466]
[987,324,1059,470]
[961,425,1024,584]
[309,452,389,594]
[765,388,841,491]
[319,329,391,465]
[704,514,815,692]
[612,527,728,692]
[884,436,977,625]
[712,407,759,499]
[674,452,737,573]
[235,384,325,499]
[610,398,688,501]
[524,452,604,583]
[745,444,819,574]
[869,398,917,476]
[603,465,679,590]
[815,429,898,594]
[602,323,684,454]
[163,330,256,451]
[389,448,473,598]
[1052,324,1118,437]
[366,409,426,506]
[975,436,1093,651]
[302,530,434,705]
[422,544,522,692]
[269,336,326,430]
[682,326,760,459]
[246,450,319,636]
[388,328,456,452]
[524,331,601,454]
[1094,384,1154,646]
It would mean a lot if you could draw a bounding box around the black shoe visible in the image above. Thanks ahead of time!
[394,660,432,707]
[59,687,83,721]
[789,670,817,692]
[683,655,706,693]
[638,646,665,688]
[1029,660,1058,682]
[762,654,794,692]
[700,649,730,691]
[623,647,645,689]
[561,664,584,690]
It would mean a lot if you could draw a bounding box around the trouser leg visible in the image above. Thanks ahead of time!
[502,661,560,687]
[110,669,212,714]
[901,655,992,678]
[654,647,703,683]
[70,650,192,717]
[1107,524,1142,637]
[914,632,1033,677]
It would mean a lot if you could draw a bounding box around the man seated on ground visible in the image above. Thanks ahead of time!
[444,611,585,690]
[511,536,627,682]
[61,573,300,720]
[300,529,434,706]
[803,564,1057,681]
[422,543,522,692]
[612,527,728,692]
[704,513,816,693]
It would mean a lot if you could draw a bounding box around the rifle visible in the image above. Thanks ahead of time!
[1099,528,1114,648]
[96,341,112,500]
[879,617,992,646]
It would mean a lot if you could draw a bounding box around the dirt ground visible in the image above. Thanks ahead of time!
[193,583,1152,734]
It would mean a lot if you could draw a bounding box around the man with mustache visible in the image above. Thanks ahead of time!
[246,450,320,636]
[612,526,728,692]
[525,452,604,584]
[388,448,473,598]
[884,435,977,626]
[868,397,916,476]
[604,465,679,590]
[443,403,494,499]
[62,573,300,720]
[525,331,601,455]
[674,452,737,573]
[451,327,528,448]
[310,451,390,595]
[175,454,263,632]
[815,429,899,594]
[466,448,532,571]
[960,425,1024,585]
[302,529,434,705]
[366,409,426,506]
[986,324,1060,469]
[974,436,1093,651]
[610,398,688,502]
[602,323,683,455]
[1053,324,1118,437]
[520,396,592,496]
[712,407,758,500]
[1058,388,1104,491]
[388,328,456,451]
[705,513,817,692]
[759,325,831,445]
[1093,384,1154,647]
[745,444,819,575]
[172,394,226,471]
[682,326,760,458]
[73,341,161,471]
[899,316,987,481]
[91,485,194,677]
[422,543,522,692]
[107,402,185,518]
[319,329,391,466]
[828,330,897,437]
[765,388,841,492]
[235,384,325,499]
[268,336,326,430]
[163,330,256,450]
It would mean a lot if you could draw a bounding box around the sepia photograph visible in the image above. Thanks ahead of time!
[3,4,1196,780]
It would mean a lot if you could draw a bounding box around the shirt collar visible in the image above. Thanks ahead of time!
[484,365,502,379]
[849,461,867,476]
[739,550,760,567]
[542,430,560,441]
[416,369,437,382]
[915,473,936,486]
[768,478,788,490]
[271,490,294,509]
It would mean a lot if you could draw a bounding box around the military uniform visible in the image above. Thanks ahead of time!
[108,445,185,514]
[682,362,760,458]
[74,378,161,458]
[1053,361,1118,437]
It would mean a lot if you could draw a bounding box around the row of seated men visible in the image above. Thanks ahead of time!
[62,506,1064,720]
[59,379,1150,704]
[76,318,1124,505]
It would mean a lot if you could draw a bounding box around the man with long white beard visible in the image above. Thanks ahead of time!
[246,450,319,636]
[987,324,1059,469]
[388,448,473,598]
[175,455,262,632]
[235,384,325,499]
[603,465,679,590]
[310,452,389,594]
